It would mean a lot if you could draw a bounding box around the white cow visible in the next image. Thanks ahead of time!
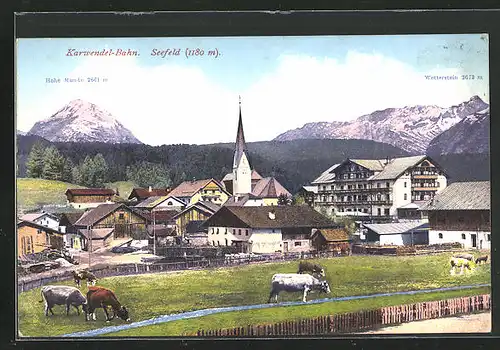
[39,285,87,316]
[268,273,331,303]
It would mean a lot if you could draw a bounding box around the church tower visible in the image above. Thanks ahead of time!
[232,96,252,195]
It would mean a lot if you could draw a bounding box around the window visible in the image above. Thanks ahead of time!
[233,229,236,234]
[216,228,219,234]
[404,182,407,188]
[212,240,216,246]
[404,193,408,200]
[246,230,249,236]
[272,229,275,233]
[377,208,381,216]
[438,233,443,239]
[377,183,381,188]
[461,233,466,240]
[118,213,124,219]
[37,229,42,234]
[225,239,228,246]
[212,228,215,234]
[386,182,390,188]
[294,241,302,247]
[384,208,390,216]
[225,229,227,235]
[487,234,491,241]
[238,229,241,235]
[168,201,173,205]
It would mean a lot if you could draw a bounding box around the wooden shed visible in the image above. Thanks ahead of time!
[310,228,351,254]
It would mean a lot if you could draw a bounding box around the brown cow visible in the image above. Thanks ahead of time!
[85,286,129,322]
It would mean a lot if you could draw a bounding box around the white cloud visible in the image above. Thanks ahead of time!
[17,50,483,145]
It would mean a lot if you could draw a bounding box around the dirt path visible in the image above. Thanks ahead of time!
[357,312,491,334]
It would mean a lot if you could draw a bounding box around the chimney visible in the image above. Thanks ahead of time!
[149,186,152,192]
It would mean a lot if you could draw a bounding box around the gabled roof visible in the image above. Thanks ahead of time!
[419,181,490,211]
[172,200,221,219]
[74,203,148,227]
[301,186,318,194]
[313,228,350,242]
[17,220,62,234]
[21,212,59,222]
[78,228,115,240]
[398,202,421,210]
[252,177,291,198]
[349,159,385,171]
[370,155,427,180]
[65,188,115,196]
[205,205,337,229]
[135,209,180,223]
[128,188,171,200]
[363,221,429,235]
[311,163,340,184]
[168,179,229,198]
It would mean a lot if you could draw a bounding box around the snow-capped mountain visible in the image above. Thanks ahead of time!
[27,99,142,144]
[16,130,26,136]
[273,96,488,154]
[426,107,489,155]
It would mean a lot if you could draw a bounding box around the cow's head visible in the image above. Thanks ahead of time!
[318,268,325,277]
[116,306,130,321]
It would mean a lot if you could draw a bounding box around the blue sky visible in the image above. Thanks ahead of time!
[16,34,489,145]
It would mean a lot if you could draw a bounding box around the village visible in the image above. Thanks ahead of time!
[16,100,491,337]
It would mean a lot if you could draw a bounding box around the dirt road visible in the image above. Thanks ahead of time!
[357,312,491,334]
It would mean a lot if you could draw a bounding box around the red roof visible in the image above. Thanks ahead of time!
[66,188,115,196]
[128,188,172,200]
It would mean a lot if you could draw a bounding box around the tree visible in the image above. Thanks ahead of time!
[26,142,45,178]
[92,153,109,187]
[126,161,171,188]
[62,158,74,183]
[292,194,306,206]
[78,156,95,187]
[42,146,65,181]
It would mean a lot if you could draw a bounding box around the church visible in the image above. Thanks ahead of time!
[221,97,291,206]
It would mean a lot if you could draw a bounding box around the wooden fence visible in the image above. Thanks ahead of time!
[17,251,341,293]
[195,294,491,337]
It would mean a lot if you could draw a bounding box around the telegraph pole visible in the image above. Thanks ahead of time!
[153,211,156,256]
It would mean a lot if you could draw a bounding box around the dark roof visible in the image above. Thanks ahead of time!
[59,212,85,226]
[78,228,115,240]
[74,203,148,227]
[185,220,207,233]
[363,221,429,235]
[205,205,336,229]
[128,188,171,200]
[17,220,62,234]
[419,181,490,211]
[147,225,176,237]
[135,209,179,223]
[313,228,350,242]
[20,212,59,222]
[65,188,115,196]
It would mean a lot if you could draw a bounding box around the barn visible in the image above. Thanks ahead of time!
[310,228,351,253]
[363,221,430,246]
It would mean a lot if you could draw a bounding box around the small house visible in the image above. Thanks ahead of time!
[184,220,209,246]
[134,195,185,212]
[173,201,220,236]
[128,186,172,202]
[78,228,115,251]
[17,220,64,258]
[65,188,116,209]
[58,212,85,249]
[20,212,60,231]
[168,179,230,206]
[310,228,351,253]
[419,181,490,249]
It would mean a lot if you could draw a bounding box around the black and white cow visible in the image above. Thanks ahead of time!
[297,261,325,277]
[268,273,331,303]
[39,285,88,316]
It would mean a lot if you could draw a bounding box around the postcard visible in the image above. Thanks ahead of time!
[15,33,491,338]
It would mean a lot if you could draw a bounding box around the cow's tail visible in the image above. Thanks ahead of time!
[39,289,46,303]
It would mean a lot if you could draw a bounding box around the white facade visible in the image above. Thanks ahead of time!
[428,230,491,250]
[153,196,185,211]
[31,214,60,231]
[208,226,252,247]
[249,229,282,253]
[391,176,412,216]
[243,198,265,206]
[233,152,252,195]
[68,201,106,210]
[282,238,311,253]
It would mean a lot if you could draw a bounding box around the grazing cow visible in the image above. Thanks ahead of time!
[453,253,474,262]
[85,286,130,322]
[449,257,476,275]
[297,261,325,277]
[475,255,489,265]
[39,285,87,316]
[72,269,97,287]
[268,273,331,303]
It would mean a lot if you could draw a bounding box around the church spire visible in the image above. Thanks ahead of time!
[233,95,247,168]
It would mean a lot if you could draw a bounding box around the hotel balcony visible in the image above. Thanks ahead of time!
[411,186,439,191]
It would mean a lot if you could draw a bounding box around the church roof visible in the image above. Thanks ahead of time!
[233,98,248,169]
[222,169,262,183]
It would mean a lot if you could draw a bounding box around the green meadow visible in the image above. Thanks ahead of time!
[18,253,490,337]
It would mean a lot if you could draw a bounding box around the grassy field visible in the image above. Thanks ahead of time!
[105,286,491,336]
[18,253,490,337]
[16,178,86,213]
